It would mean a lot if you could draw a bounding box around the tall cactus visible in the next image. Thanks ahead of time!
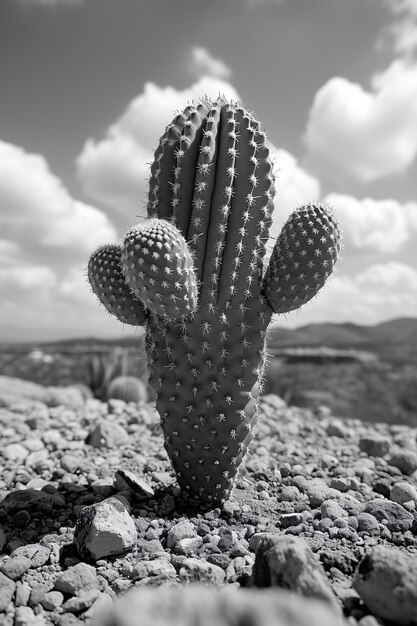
[88,98,341,509]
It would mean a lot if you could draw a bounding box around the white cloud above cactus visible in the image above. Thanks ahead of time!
[76,77,240,229]
[286,262,417,327]
[0,140,121,340]
[187,47,232,80]
[380,0,417,56]
[323,193,417,253]
[0,140,116,265]
[304,59,417,182]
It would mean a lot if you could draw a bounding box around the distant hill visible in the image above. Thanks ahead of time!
[1,318,416,365]
[267,318,417,365]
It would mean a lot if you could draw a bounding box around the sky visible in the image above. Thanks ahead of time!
[0,0,416,342]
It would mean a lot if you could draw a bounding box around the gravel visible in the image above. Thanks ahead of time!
[0,384,416,625]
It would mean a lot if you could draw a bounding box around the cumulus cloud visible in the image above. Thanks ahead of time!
[0,141,116,263]
[323,193,417,253]
[381,0,417,57]
[188,47,232,80]
[304,59,417,182]
[0,140,119,341]
[276,261,417,327]
[76,77,240,229]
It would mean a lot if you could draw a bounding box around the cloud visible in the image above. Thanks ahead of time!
[323,193,417,253]
[76,77,240,229]
[188,47,232,80]
[380,0,417,57]
[304,59,417,182]
[0,140,119,341]
[277,261,417,327]
[0,141,116,263]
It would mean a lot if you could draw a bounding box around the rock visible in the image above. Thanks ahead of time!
[93,586,345,626]
[250,534,340,613]
[114,470,154,498]
[364,499,414,532]
[0,555,32,581]
[353,545,417,625]
[74,497,137,560]
[14,606,46,626]
[388,450,417,476]
[91,478,115,497]
[41,590,65,610]
[29,583,53,608]
[88,420,129,449]
[60,455,81,473]
[3,443,29,463]
[359,435,390,457]
[279,513,303,529]
[131,559,177,581]
[320,499,348,520]
[0,571,15,611]
[326,420,350,438]
[62,590,101,613]
[167,520,197,550]
[390,481,417,506]
[83,592,113,621]
[15,581,31,607]
[179,559,226,585]
[175,536,203,555]
[356,513,380,535]
[45,386,85,409]
[54,562,99,596]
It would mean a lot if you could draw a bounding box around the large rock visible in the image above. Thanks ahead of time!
[353,545,417,625]
[74,497,137,560]
[93,586,346,626]
[54,562,99,596]
[250,534,340,613]
[364,499,414,532]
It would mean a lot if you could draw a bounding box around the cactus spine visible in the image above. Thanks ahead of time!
[88,97,341,509]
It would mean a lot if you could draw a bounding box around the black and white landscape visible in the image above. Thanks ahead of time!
[1,1,417,625]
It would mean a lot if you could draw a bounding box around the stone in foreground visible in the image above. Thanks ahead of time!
[74,497,137,560]
[93,585,346,626]
[250,533,340,614]
[353,544,417,625]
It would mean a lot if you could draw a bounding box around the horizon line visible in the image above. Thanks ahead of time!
[1,315,416,346]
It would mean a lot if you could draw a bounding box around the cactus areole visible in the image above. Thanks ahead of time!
[88,97,341,509]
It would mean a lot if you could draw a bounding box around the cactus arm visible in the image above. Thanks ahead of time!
[262,204,341,314]
[122,219,198,320]
[87,244,147,326]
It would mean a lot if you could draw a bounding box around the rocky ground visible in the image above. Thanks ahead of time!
[0,377,417,625]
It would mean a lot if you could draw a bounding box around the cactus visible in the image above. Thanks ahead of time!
[88,97,341,508]
[107,375,148,403]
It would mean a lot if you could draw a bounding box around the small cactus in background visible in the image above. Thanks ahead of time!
[84,341,147,401]
[107,375,148,403]
[88,97,341,508]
